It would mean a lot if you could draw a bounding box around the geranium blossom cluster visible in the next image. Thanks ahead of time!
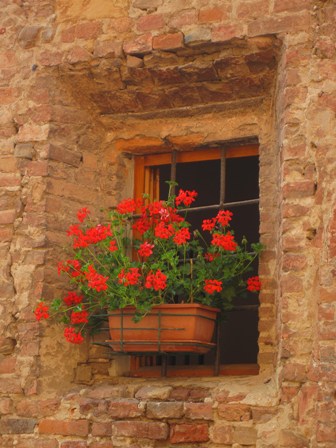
[35,188,262,344]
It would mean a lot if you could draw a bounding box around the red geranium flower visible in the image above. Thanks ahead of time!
[63,292,83,306]
[211,232,237,251]
[109,240,118,252]
[34,302,49,321]
[85,265,109,291]
[145,270,167,291]
[173,227,191,245]
[118,268,141,286]
[70,310,89,324]
[138,241,154,258]
[175,189,198,207]
[204,279,222,294]
[216,210,233,227]
[64,327,84,344]
[247,276,261,292]
[154,222,174,239]
[77,207,90,223]
[202,218,216,231]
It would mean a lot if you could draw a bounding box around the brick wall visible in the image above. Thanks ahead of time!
[0,0,335,446]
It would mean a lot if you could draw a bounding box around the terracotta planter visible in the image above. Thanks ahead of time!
[107,303,220,354]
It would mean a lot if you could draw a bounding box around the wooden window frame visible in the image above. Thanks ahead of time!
[131,144,260,377]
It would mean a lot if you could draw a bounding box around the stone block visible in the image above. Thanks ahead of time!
[217,404,251,421]
[233,426,257,445]
[133,0,163,9]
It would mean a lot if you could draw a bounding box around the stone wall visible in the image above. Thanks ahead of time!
[0,0,335,446]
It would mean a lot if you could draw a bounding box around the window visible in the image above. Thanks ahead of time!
[131,144,260,377]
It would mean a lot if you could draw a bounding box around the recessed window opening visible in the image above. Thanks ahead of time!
[131,146,260,377]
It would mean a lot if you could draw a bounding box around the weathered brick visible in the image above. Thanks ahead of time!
[60,442,87,448]
[168,9,198,28]
[0,398,13,414]
[274,0,309,12]
[48,145,82,167]
[18,25,41,48]
[0,174,21,187]
[123,33,153,55]
[184,402,213,420]
[112,421,168,440]
[108,398,143,418]
[233,426,257,445]
[136,14,165,32]
[135,385,172,400]
[39,419,89,437]
[0,209,16,225]
[92,422,112,437]
[0,418,37,434]
[248,12,311,36]
[153,32,184,50]
[14,143,34,159]
[0,356,16,374]
[94,40,123,58]
[217,404,251,421]
[170,423,209,444]
[199,7,229,23]
[147,401,184,419]
[76,21,102,40]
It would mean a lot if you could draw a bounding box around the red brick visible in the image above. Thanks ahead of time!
[0,87,18,105]
[123,33,153,55]
[92,422,112,437]
[61,25,76,43]
[211,423,233,444]
[0,356,16,374]
[136,14,165,32]
[282,254,307,272]
[236,0,269,19]
[274,0,309,12]
[248,12,311,36]
[16,440,58,448]
[112,421,168,440]
[170,423,209,443]
[211,23,244,42]
[217,404,251,421]
[153,32,184,50]
[38,50,64,66]
[107,399,143,418]
[0,398,13,414]
[26,161,49,176]
[318,304,335,321]
[282,363,307,382]
[169,9,198,28]
[76,21,102,40]
[61,443,87,448]
[67,46,91,64]
[94,40,122,58]
[0,209,16,225]
[199,7,229,23]
[0,174,21,187]
[39,419,89,437]
[184,402,213,420]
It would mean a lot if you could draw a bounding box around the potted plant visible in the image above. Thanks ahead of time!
[35,184,262,353]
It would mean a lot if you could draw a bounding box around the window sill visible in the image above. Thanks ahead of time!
[129,363,259,378]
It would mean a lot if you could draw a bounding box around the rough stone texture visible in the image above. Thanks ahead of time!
[0,0,335,447]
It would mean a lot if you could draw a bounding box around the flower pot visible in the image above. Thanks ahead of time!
[107,303,220,354]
